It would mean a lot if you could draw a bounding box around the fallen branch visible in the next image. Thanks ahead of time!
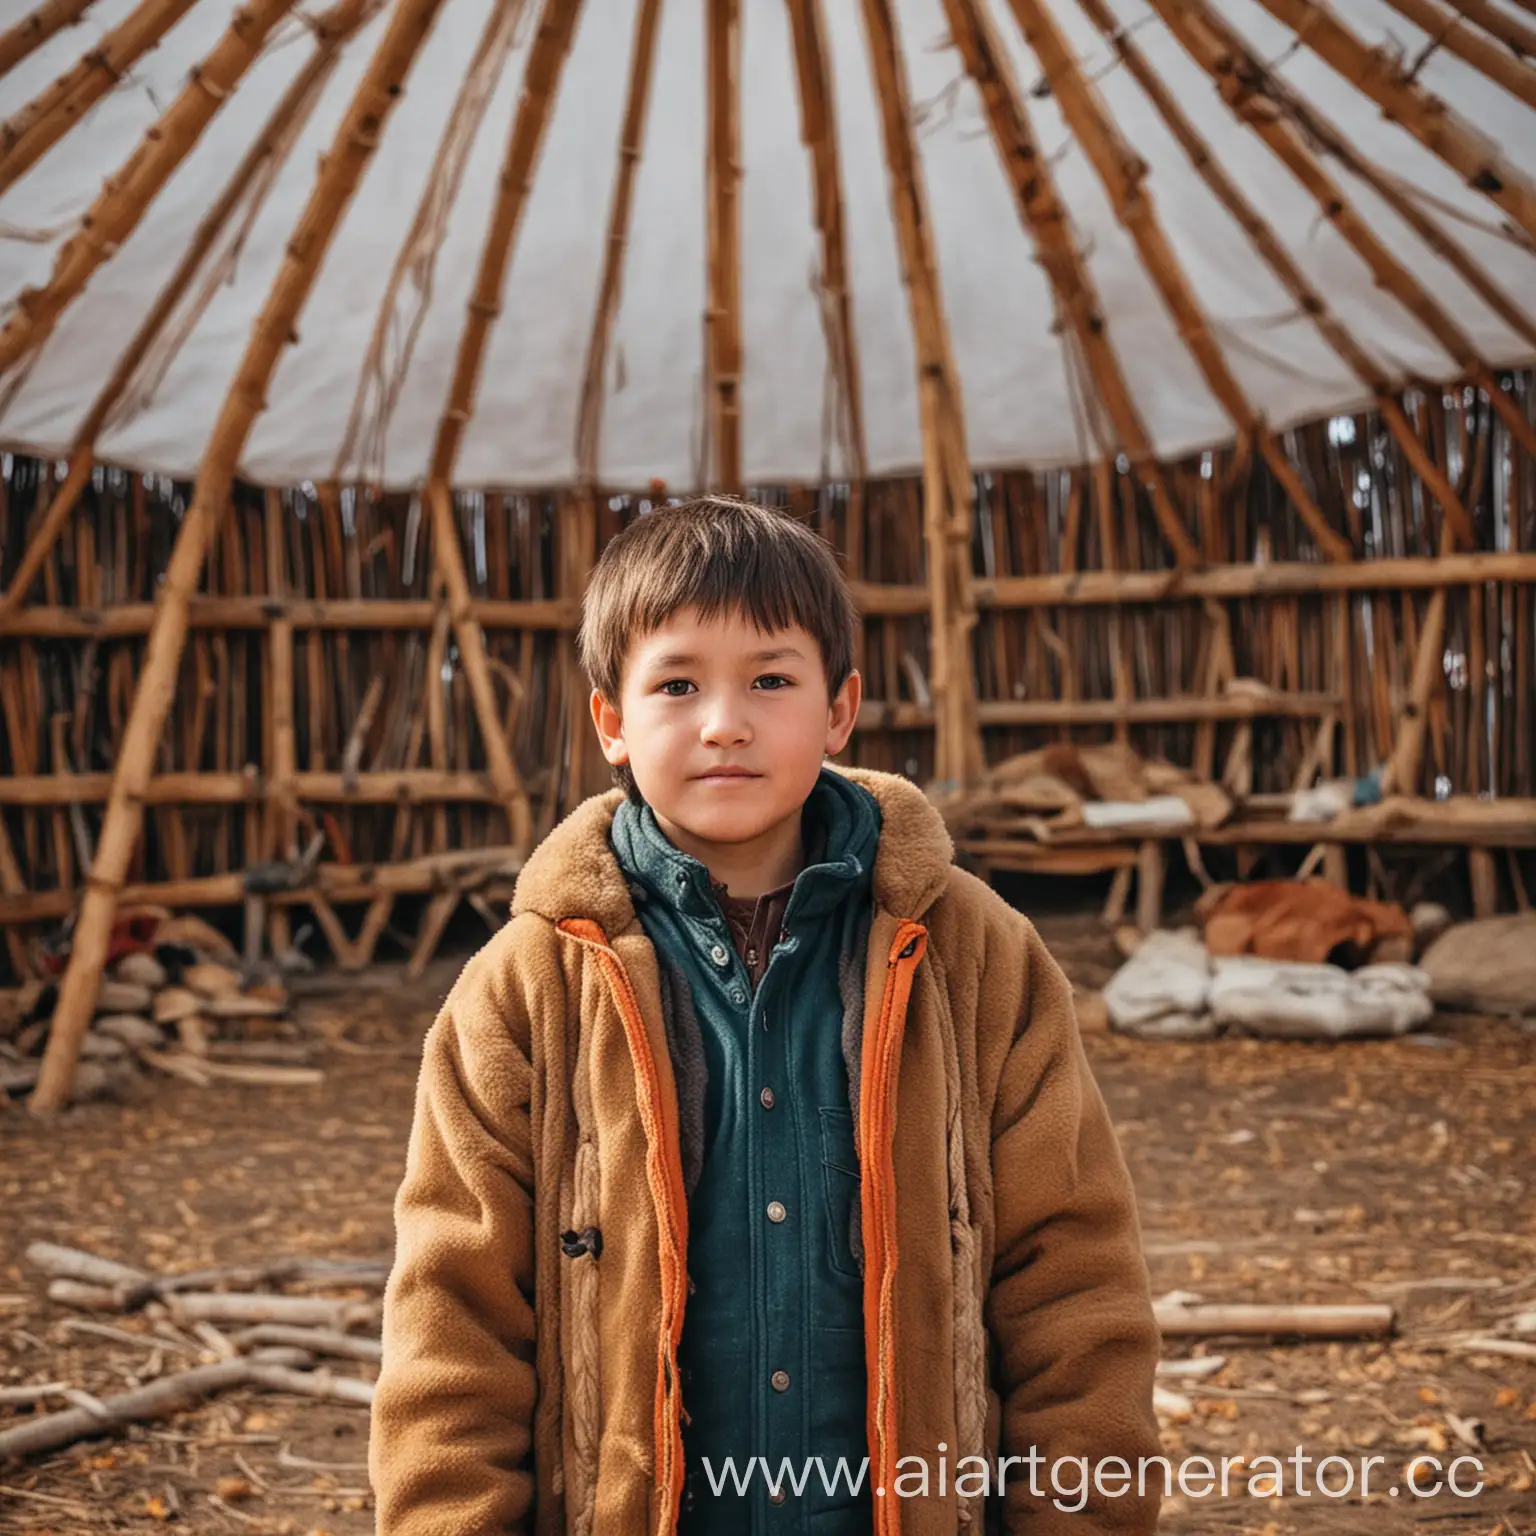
[1154,1301,1395,1338]
[229,1324,382,1363]
[0,1360,250,1462]
[169,1292,378,1331]
[0,1348,369,1464]
[25,1242,152,1308]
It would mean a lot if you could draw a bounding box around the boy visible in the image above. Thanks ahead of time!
[370,498,1162,1533]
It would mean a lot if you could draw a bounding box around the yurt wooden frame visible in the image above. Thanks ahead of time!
[0,0,1531,1110]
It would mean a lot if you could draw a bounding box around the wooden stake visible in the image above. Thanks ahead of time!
[861,0,984,786]
[1249,0,1536,243]
[0,0,200,196]
[786,0,868,486]
[705,0,742,490]
[0,0,296,377]
[0,0,96,78]
[943,0,1199,569]
[30,0,452,1115]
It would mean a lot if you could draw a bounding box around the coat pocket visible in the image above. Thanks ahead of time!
[818,1107,862,1282]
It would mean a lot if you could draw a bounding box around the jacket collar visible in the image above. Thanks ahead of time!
[608,765,879,926]
[511,764,954,933]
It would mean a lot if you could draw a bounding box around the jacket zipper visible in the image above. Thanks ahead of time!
[556,918,690,1536]
[558,914,928,1536]
[862,921,929,1536]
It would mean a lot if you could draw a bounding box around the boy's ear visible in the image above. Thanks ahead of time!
[825,669,862,757]
[590,688,629,767]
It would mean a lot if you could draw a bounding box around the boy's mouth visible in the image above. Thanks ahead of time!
[694,768,761,781]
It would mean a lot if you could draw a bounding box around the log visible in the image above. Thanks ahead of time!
[169,1292,378,1330]
[229,1324,383,1363]
[242,1361,374,1406]
[45,1279,132,1311]
[0,1359,251,1463]
[26,1242,151,1305]
[1154,1301,1395,1337]
[0,1354,371,1464]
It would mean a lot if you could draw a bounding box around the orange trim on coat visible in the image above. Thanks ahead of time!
[557,918,690,1536]
[860,921,929,1536]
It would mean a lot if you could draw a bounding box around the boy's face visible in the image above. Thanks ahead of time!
[590,605,861,851]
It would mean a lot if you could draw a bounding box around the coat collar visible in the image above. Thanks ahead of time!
[511,763,954,933]
[607,765,879,926]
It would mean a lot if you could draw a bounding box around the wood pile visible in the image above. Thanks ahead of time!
[0,1243,382,1466]
[1,910,322,1105]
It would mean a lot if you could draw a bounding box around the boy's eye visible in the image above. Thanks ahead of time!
[755,674,792,690]
[658,679,694,697]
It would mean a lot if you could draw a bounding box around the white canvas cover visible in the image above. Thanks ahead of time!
[0,0,1532,490]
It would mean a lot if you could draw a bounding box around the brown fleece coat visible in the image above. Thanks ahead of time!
[370,765,1162,1534]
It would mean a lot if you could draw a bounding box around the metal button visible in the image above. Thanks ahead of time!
[710,943,729,966]
[759,1086,775,1110]
[729,985,746,1005]
[770,1368,790,1392]
[769,1486,787,1505]
[766,1200,787,1224]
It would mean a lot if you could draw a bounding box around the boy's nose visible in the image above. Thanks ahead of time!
[700,707,751,746]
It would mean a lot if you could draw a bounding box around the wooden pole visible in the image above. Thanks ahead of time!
[333,0,524,481]
[0,0,97,79]
[0,0,377,612]
[859,0,984,786]
[1248,0,1536,243]
[564,0,662,814]
[1002,0,1348,561]
[1143,0,1499,549]
[942,0,1200,569]
[428,0,586,481]
[0,0,297,377]
[1376,0,1536,108]
[0,0,201,196]
[1385,529,1457,796]
[574,0,661,487]
[30,0,451,1115]
[0,452,93,613]
[705,0,742,490]
[0,594,576,638]
[1443,0,1536,62]
[785,0,869,488]
[423,0,584,855]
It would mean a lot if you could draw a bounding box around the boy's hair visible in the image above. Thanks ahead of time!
[577,496,858,799]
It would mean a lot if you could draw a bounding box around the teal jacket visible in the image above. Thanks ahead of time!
[610,766,881,1532]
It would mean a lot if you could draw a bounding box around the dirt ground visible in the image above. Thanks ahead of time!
[2,910,1534,1535]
